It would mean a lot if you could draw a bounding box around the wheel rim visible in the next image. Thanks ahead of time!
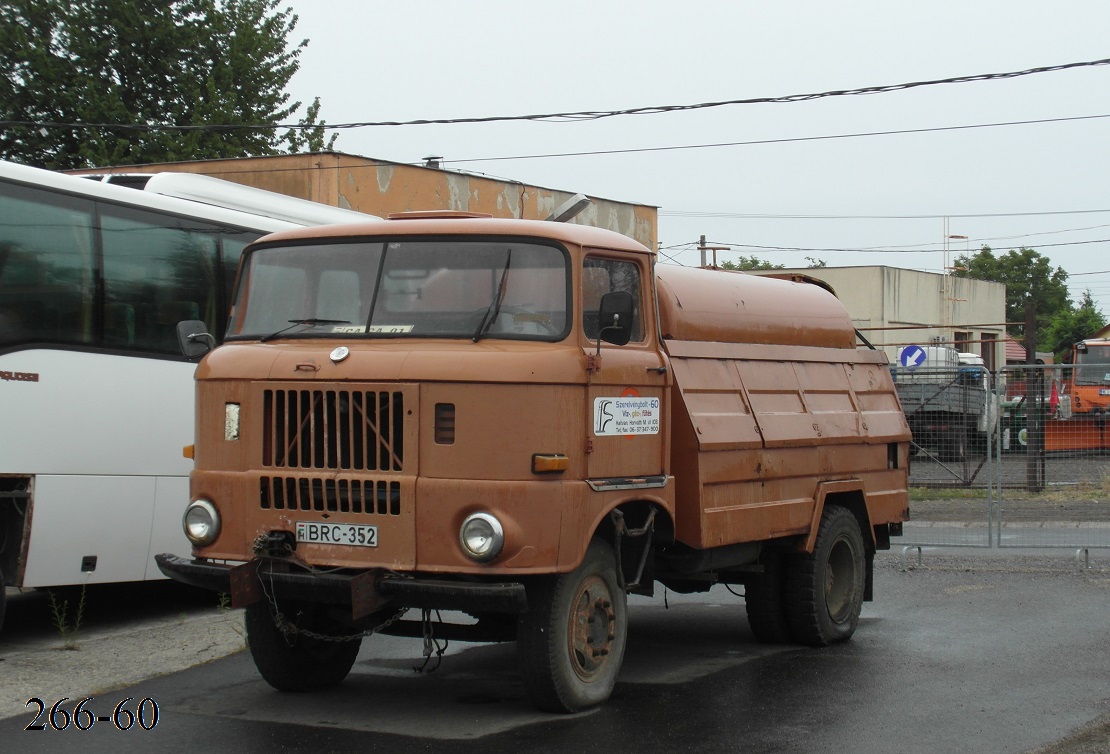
[825,536,858,623]
[566,573,617,682]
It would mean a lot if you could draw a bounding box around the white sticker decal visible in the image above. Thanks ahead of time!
[329,325,415,334]
[594,395,660,436]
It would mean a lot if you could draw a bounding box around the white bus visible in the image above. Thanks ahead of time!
[0,160,376,628]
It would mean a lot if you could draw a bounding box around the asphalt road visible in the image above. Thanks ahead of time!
[2,549,1109,753]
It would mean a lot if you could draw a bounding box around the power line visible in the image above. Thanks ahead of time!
[700,238,1110,254]
[662,207,1110,220]
[4,57,1110,134]
[445,113,1110,164]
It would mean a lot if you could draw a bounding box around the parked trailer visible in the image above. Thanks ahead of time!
[894,347,993,460]
[157,213,910,712]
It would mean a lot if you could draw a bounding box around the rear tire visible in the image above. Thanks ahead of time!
[784,505,866,646]
[245,601,362,691]
[0,566,6,633]
[517,539,628,712]
[744,549,791,643]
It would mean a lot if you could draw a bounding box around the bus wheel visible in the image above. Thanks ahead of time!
[744,549,792,643]
[245,601,362,691]
[517,538,627,713]
[784,505,865,646]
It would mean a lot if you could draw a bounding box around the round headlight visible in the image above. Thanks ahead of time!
[459,512,504,562]
[183,499,221,547]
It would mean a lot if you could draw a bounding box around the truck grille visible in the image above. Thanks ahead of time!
[260,476,402,516]
[262,389,404,471]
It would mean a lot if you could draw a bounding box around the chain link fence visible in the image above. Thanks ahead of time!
[892,364,1110,551]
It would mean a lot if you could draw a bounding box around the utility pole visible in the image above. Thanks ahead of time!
[696,235,730,268]
[1024,300,1045,493]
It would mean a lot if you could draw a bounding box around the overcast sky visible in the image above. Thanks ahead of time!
[281,1,1110,318]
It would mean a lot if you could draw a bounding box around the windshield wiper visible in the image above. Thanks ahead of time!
[261,318,351,343]
[472,250,512,342]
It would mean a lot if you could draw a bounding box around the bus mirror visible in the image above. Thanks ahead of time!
[597,291,634,347]
[177,320,215,360]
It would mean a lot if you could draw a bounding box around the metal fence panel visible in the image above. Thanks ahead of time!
[889,363,1110,550]
[994,364,1110,549]
[892,363,992,547]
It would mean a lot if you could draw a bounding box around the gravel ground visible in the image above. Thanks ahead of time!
[0,584,245,722]
[910,496,1110,523]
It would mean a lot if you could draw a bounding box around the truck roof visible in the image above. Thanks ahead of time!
[251,212,653,254]
[656,266,856,348]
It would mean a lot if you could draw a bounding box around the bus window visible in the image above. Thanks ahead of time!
[101,207,220,354]
[0,183,96,349]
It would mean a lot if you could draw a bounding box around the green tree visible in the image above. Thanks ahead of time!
[1040,290,1108,359]
[952,245,1070,349]
[719,255,785,271]
[0,0,335,169]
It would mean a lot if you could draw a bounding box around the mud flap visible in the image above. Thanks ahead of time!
[230,560,262,608]
[609,507,656,590]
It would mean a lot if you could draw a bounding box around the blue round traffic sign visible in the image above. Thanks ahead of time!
[900,345,928,370]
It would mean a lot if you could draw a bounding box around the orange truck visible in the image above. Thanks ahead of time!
[1039,337,1110,452]
[1067,338,1110,416]
[157,212,910,713]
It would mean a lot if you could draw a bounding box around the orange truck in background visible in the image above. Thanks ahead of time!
[157,212,910,713]
[1067,338,1110,416]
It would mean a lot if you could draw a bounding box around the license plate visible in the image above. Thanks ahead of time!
[295,521,378,547]
[1100,388,1110,396]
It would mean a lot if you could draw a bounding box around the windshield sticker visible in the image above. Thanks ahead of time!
[594,395,660,436]
[330,325,414,334]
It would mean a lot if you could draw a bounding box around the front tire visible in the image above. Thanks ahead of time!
[517,539,628,713]
[245,601,362,691]
[784,505,866,646]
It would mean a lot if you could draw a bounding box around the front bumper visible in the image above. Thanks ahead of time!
[155,553,528,616]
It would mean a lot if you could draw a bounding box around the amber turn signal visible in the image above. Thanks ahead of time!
[531,453,569,474]
[182,444,195,459]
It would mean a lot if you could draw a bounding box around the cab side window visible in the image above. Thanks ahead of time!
[582,257,643,342]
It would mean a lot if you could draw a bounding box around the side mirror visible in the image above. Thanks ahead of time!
[176,319,215,360]
[597,291,634,347]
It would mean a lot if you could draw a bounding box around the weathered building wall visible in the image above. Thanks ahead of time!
[69,152,658,250]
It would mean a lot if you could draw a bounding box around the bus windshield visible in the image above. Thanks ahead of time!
[228,239,570,341]
[1075,344,1110,385]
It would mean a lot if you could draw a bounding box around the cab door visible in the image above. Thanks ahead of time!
[581,253,669,480]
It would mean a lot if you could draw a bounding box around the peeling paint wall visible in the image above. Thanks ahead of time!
[66,152,658,250]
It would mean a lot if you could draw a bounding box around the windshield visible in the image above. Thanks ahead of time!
[1075,345,1110,385]
[228,239,569,341]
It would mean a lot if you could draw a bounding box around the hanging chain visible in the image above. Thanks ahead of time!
[269,603,411,644]
[412,608,448,673]
[255,555,411,643]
